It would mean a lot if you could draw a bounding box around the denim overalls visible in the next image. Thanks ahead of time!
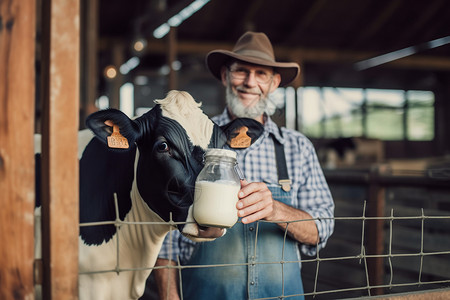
[181,185,305,300]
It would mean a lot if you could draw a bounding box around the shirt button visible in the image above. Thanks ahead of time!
[249,227,254,231]
[250,281,255,285]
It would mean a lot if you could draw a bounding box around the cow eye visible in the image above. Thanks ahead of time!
[156,141,170,152]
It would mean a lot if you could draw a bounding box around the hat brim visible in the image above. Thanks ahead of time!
[206,50,300,87]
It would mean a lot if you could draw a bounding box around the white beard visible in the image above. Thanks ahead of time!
[225,85,269,119]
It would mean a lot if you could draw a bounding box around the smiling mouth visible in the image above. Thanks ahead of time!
[237,88,260,95]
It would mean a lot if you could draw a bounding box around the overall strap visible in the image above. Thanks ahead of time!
[270,127,291,192]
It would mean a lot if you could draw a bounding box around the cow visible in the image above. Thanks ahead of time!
[34,90,226,299]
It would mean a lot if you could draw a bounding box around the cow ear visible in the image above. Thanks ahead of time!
[86,109,140,149]
[208,123,227,149]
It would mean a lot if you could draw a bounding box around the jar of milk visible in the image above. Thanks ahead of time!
[193,149,241,228]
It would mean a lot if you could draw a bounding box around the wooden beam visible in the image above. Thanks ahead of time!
[233,1,263,35]
[99,38,450,72]
[167,26,178,90]
[285,0,327,43]
[80,0,99,125]
[109,42,125,109]
[353,0,403,45]
[374,287,450,299]
[366,165,388,296]
[393,0,446,48]
[0,1,36,299]
[40,0,80,298]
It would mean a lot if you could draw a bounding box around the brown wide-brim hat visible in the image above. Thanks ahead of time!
[206,31,300,87]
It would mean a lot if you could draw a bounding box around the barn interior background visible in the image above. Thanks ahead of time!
[1,0,450,299]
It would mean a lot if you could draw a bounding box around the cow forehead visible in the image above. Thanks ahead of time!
[154,91,214,150]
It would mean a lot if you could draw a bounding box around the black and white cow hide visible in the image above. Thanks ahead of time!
[34,90,226,299]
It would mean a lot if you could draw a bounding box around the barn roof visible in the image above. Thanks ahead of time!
[96,0,450,90]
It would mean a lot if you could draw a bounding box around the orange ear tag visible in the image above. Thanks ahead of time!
[229,126,251,148]
[107,124,129,149]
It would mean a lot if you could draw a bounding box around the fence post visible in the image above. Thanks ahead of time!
[366,164,388,295]
[40,0,80,298]
[0,1,36,299]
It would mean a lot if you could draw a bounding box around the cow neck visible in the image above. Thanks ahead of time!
[100,150,174,299]
[78,173,170,300]
[124,149,173,242]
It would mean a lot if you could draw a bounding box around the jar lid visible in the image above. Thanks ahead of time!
[205,148,237,159]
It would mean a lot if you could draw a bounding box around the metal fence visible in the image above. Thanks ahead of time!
[78,203,450,299]
[76,167,450,299]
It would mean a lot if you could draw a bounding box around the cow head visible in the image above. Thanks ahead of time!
[86,91,226,240]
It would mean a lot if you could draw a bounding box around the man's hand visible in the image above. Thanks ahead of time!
[237,180,275,224]
[236,180,319,245]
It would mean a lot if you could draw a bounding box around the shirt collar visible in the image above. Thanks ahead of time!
[264,117,285,144]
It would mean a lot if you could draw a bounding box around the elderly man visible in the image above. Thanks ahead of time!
[154,31,335,300]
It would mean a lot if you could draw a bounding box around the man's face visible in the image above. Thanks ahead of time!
[221,62,281,120]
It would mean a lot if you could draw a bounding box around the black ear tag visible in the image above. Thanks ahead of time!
[221,118,264,149]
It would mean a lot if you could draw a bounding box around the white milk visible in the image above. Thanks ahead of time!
[193,180,240,228]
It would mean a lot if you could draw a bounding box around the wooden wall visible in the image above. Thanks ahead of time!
[0,1,36,298]
[1,0,80,299]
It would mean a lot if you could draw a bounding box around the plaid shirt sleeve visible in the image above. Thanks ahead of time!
[158,229,197,263]
[285,131,335,256]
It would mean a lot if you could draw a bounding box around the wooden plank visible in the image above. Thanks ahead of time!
[367,166,388,295]
[100,39,450,72]
[109,43,124,109]
[40,0,80,298]
[353,0,403,45]
[0,1,36,299]
[374,287,450,300]
[167,26,178,91]
[80,0,99,125]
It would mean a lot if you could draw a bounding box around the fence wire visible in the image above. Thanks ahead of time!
[77,195,450,299]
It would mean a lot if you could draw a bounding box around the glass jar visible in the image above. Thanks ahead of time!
[193,149,241,228]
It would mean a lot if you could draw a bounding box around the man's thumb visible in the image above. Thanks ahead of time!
[240,179,249,187]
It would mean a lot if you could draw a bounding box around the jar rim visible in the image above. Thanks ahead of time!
[205,148,237,159]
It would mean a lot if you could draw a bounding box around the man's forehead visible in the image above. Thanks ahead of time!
[230,61,274,71]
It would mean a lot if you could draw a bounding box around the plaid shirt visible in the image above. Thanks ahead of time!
[159,109,335,262]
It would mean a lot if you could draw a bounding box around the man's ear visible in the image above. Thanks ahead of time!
[269,73,282,93]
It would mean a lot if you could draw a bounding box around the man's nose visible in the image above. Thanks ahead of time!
[243,71,258,86]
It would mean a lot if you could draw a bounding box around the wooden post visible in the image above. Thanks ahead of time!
[40,0,80,298]
[0,1,36,299]
[366,165,387,295]
[167,26,178,91]
[109,42,124,109]
[80,0,99,126]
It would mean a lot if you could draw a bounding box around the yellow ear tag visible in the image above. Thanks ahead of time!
[229,126,251,148]
[107,124,129,149]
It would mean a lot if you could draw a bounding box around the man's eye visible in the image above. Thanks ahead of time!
[235,68,248,74]
[157,141,170,152]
